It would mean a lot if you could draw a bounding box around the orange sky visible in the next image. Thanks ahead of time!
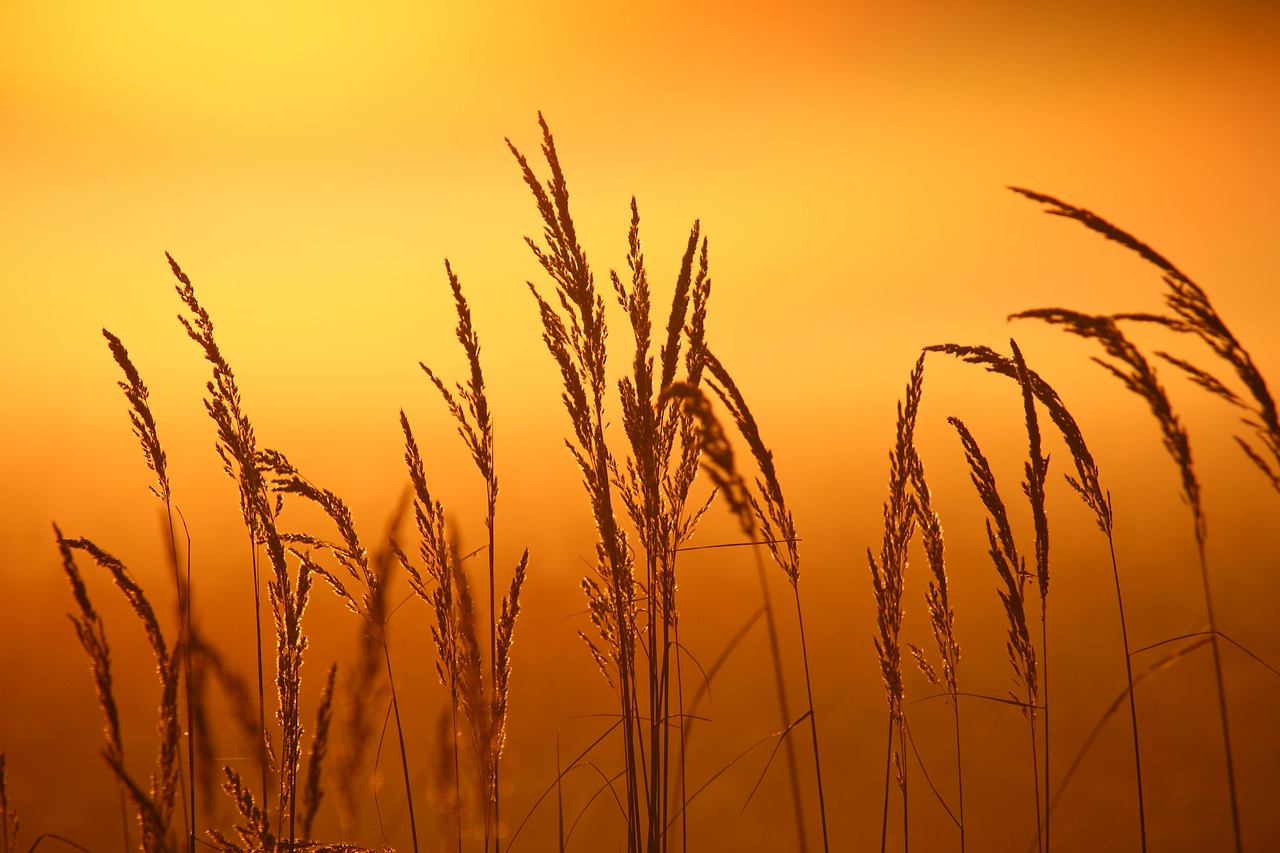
[2,1,1279,849]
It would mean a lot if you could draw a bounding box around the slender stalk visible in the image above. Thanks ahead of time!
[949,416,1040,852]
[162,501,196,853]
[647,544,662,853]
[1195,535,1242,851]
[673,613,688,853]
[381,641,421,852]
[751,544,808,853]
[880,716,892,853]
[103,327,197,851]
[793,590,830,853]
[248,542,269,818]
[1029,712,1043,853]
[951,690,965,853]
[1041,615,1049,853]
[1105,535,1147,850]
[452,697,464,853]
[487,475,499,853]
[1009,309,1239,849]
[900,720,909,851]
[666,370,829,853]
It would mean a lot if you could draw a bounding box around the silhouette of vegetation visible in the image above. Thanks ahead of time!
[4,123,1275,852]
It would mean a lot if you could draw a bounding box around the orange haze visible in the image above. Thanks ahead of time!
[2,2,1279,850]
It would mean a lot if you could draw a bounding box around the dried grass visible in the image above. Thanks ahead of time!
[171,254,279,816]
[507,125,642,848]
[903,435,964,852]
[1009,188,1264,851]
[56,529,181,852]
[1010,186,1280,492]
[947,416,1042,850]
[670,353,831,852]
[402,259,529,853]
[509,113,722,853]
[868,354,923,851]
[926,340,1147,849]
[22,127,1277,853]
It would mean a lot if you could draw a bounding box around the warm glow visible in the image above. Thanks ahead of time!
[2,1,1278,850]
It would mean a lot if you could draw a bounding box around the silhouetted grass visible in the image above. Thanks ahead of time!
[868,354,922,852]
[9,123,1277,853]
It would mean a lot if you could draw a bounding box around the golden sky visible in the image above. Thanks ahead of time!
[2,1,1279,849]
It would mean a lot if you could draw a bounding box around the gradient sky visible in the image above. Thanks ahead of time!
[2,1,1279,849]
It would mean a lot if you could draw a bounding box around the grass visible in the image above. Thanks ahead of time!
[2,122,1276,851]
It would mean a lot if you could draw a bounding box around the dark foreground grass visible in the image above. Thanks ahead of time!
[3,123,1276,852]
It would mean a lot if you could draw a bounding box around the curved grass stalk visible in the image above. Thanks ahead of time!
[949,417,1043,852]
[1010,308,1239,851]
[102,329,198,851]
[667,366,831,853]
[169,254,276,819]
[510,114,713,852]
[927,342,1145,850]
[869,355,925,852]
[905,438,963,850]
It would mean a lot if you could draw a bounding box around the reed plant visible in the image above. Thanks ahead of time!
[1008,188,1280,493]
[508,113,721,853]
[868,355,922,852]
[925,341,1143,850]
[876,353,970,853]
[169,256,377,850]
[1006,189,1280,853]
[668,348,832,853]
[1011,340,1052,852]
[55,530,182,852]
[261,449,419,849]
[102,328,199,851]
[399,259,529,853]
[1012,229,1242,850]
[947,416,1043,850]
[903,420,963,852]
[171,254,278,815]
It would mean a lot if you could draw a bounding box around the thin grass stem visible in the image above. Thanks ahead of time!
[750,543,808,853]
[1104,533,1148,851]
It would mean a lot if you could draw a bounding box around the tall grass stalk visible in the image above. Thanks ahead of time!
[1010,187,1280,493]
[750,532,809,853]
[170,253,276,817]
[55,530,181,852]
[103,328,197,852]
[902,372,963,851]
[1010,340,1051,852]
[1010,306,1240,850]
[868,355,923,851]
[507,115,643,850]
[169,254,341,848]
[509,114,713,852]
[948,417,1043,852]
[1009,184,1280,848]
[265,451,419,851]
[300,662,337,841]
[670,348,832,853]
[418,260,529,853]
[927,342,1145,849]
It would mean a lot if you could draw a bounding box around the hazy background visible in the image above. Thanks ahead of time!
[2,1,1279,850]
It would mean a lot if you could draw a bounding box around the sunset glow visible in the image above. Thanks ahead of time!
[2,2,1279,850]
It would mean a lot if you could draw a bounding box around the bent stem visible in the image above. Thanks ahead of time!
[1195,533,1241,850]
[751,542,808,853]
[382,638,421,852]
[1105,534,1147,851]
